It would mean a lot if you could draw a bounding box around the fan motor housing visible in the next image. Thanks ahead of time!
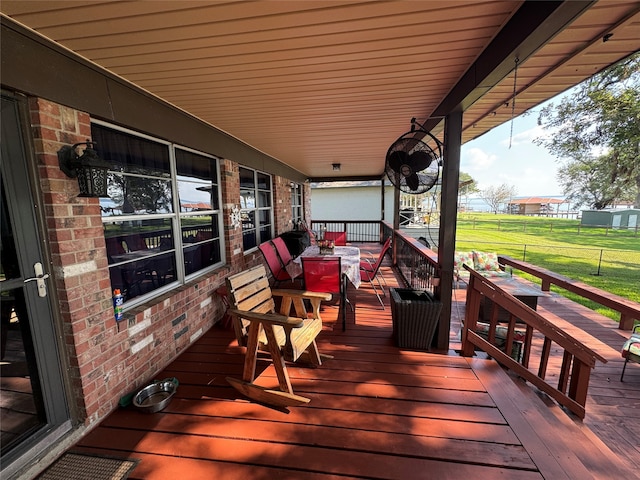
[385,128,442,194]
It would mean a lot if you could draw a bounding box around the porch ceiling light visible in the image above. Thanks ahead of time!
[58,141,110,198]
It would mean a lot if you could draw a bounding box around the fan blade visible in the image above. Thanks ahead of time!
[409,150,433,171]
[388,150,409,172]
[406,173,420,191]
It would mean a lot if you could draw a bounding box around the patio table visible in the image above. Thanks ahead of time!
[286,245,361,288]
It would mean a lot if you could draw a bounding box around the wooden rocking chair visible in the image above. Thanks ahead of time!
[225,265,332,407]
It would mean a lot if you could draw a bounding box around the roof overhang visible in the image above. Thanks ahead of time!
[1,1,639,179]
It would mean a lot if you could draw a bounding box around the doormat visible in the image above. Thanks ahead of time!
[38,452,138,480]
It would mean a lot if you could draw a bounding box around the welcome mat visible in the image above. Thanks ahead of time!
[38,452,138,480]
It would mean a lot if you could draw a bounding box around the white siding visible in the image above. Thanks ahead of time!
[311,186,394,222]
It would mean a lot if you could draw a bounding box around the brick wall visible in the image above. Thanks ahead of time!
[27,98,248,426]
[27,96,301,427]
[273,176,294,234]
[304,182,312,223]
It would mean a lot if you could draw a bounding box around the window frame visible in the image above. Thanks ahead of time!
[94,119,225,309]
[239,166,274,252]
[291,182,304,224]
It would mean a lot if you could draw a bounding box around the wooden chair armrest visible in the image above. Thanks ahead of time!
[272,288,332,301]
[228,309,304,328]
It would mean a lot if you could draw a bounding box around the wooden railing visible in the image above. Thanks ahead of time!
[461,268,607,419]
[393,229,440,291]
[499,255,640,330]
[310,220,382,243]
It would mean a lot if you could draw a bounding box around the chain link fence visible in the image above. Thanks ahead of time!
[458,217,639,237]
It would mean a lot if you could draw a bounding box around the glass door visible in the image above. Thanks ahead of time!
[1,92,70,475]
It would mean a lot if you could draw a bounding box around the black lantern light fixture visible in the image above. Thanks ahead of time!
[58,141,110,197]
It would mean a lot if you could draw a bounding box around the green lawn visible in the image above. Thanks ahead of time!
[455,213,640,321]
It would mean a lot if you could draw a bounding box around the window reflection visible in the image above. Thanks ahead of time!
[240,190,255,209]
[105,219,177,301]
[239,167,273,251]
[257,172,270,190]
[178,181,219,212]
[291,183,303,223]
[180,215,220,276]
[95,122,224,308]
[102,174,173,216]
[240,168,255,189]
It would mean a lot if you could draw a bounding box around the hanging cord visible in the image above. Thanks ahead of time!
[509,57,519,149]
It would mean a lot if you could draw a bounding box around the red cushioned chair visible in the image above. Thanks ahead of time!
[272,236,293,266]
[124,234,148,251]
[359,237,391,309]
[302,256,348,331]
[258,240,295,287]
[323,231,347,246]
[105,237,126,260]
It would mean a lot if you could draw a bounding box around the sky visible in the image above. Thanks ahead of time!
[460,95,567,198]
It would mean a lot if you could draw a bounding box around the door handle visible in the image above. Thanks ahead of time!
[23,262,50,298]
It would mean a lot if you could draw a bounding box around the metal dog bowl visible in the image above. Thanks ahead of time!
[133,380,177,413]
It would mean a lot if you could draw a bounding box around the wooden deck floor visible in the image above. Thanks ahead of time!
[66,249,638,479]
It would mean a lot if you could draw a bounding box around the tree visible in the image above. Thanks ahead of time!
[108,172,172,214]
[558,153,637,209]
[458,171,479,211]
[536,52,640,209]
[481,183,517,214]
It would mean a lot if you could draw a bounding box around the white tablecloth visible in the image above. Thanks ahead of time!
[287,245,361,288]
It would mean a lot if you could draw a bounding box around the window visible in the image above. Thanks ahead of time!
[291,183,304,225]
[94,121,224,307]
[239,167,273,250]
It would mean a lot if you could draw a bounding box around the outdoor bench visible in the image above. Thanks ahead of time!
[454,250,511,286]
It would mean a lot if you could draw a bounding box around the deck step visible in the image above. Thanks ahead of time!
[469,357,635,478]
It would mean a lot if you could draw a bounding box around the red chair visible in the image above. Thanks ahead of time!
[323,231,347,246]
[258,240,294,287]
[271,236,293,266]
[302,256,347,330]
[359,237,391,309]
[125,234,148,251]
[105,237,126,260]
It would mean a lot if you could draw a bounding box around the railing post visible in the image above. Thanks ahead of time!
[568,360,591,410]
[461,276,480,357]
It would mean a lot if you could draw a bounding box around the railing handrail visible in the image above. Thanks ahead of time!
[461,267,607,419]
[309,219,384,244]
[392,228,440,291]
[499,255,640,330]
[394,229,438,265]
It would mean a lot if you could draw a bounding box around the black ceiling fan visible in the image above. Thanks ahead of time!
[385,120,442,194]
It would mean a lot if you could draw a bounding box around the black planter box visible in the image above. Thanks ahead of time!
[390,288,442,351]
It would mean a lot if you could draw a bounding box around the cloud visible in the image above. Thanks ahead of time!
[499,124,548,147]
[464,147,497,170]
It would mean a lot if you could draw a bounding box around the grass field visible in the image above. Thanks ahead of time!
[455,213,640,322]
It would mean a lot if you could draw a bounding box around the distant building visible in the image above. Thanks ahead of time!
[311,181,395,222]
[507,197,566,216]
[581,208,640,229]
